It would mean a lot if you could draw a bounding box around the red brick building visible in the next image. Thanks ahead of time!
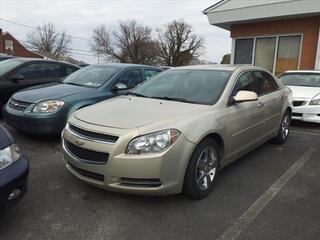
[204,0,320,75]
[0,28,43,59]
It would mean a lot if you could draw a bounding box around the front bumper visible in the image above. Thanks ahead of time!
[62,127,195,196]
[292,105,320,123]
[3,104,67,135]
[0,156,29,210]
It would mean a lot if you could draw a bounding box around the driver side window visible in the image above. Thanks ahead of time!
[232,72,257,96]
[116,69,142,89]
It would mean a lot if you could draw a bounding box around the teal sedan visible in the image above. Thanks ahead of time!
[3,64,162,135]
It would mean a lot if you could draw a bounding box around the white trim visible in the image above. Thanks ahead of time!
[232,33,303,74]
[273,37,279,74]
[315,27,320,70]
[230,38,235,64]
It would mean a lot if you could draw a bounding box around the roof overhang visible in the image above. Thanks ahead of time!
[204,0,320,30]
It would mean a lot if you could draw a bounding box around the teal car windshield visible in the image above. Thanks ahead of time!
[0,59,25,75]
[63,65,120,88]
[131,69,231,105]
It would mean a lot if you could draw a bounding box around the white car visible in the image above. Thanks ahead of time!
[279,70,320,123]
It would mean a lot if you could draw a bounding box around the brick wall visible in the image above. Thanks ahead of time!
[0,32,43,58]
[231,16,320,70]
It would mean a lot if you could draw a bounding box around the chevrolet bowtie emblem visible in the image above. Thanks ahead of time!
[75,139,85,146]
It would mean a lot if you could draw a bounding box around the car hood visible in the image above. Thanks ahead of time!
[13,83,92,103]
[288,85,320,99]
[74,96,208,129]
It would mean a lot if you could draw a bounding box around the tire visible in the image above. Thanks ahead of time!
[183,138,220,199]
[271,110,291,145]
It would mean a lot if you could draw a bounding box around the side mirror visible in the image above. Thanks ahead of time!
[233,90,258,103]
[113,83,128,91]
[10,73,24,82]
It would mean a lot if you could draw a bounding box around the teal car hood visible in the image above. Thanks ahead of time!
[13,83,95,103]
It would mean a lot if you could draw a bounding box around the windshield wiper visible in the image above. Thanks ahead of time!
[150,96,198,104]
[64,82,82,86]
[127,92,150,98]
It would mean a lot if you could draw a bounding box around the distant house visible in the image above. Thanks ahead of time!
[204,0,320,75]
[0,28,44,59]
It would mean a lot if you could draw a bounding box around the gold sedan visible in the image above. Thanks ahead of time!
[62,65,292,199]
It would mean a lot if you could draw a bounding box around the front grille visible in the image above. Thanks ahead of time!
[69,124,119,143]
[293,100,307,107]
[119,178,162,188]
[68,161,104,181]
[64,140,108,164]
[9,98,31,111]
[292,113,303,117]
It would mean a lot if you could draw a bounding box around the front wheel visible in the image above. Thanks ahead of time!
[183,138,220,199]
[271,110,291,145]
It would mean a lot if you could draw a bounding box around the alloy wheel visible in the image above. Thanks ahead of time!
[195,146,217,191]
[281,114,290,140]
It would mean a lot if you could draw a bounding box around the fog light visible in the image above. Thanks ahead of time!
[8,189,21,200]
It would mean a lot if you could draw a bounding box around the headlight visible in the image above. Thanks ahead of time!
[310,94,320,105]
[126,129,180,154]
[33,100,65,113]
[0,144,21,170]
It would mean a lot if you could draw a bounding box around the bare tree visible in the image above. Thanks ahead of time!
[157,20,204,66]
[220,54,231,64]
[27,23,71,59]
[91,20,159,65]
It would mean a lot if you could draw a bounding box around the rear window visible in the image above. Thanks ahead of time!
[279,73,320,87]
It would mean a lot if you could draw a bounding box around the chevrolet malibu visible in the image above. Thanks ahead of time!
[279,70,320,123]
[62,65,292,199]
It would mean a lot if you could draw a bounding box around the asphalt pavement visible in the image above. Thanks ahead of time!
[0,120,319,240]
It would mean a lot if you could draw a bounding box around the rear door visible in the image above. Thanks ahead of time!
[252,71,284,136]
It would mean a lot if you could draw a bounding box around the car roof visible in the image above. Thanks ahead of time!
[4,57,79,67]
[172,64,264,72]
[283,70,320,74]
[90,63,162,70]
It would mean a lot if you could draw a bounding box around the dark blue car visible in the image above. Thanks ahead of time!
[0,125,29,211]
[3,64,162,135]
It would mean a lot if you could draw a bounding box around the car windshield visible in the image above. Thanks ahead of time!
[63,65,120,88]
[131,69,231,105]
[279,73,320,87]
[0,59,24,75]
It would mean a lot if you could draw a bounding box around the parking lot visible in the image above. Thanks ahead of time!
[0,119,319,240]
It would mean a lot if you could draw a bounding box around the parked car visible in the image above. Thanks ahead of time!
[3,64,162,135]
[0,58,80,108]
[0,125,29,211]
[62,65,292,199]
[0,55,16,62]
[279,70,320,123]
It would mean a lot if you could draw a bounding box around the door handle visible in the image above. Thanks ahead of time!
[257,101,264,108]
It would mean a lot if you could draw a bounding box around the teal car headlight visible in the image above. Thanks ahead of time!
[33,100,65,113]
[126,129,180,154]
[0,144,21,170]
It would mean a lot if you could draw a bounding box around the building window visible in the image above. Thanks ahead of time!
[234,38,254,64]
[254,37,276,73]
[233,35,302,75]
[275,36,301,76]
[5,40,13,51]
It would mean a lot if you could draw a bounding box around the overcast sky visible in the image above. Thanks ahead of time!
[0,0,231,64]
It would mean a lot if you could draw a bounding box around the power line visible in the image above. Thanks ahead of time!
[0,17,91,42]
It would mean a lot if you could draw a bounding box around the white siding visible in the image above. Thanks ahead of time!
[210,0,293,12]
[205,0,320,29]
